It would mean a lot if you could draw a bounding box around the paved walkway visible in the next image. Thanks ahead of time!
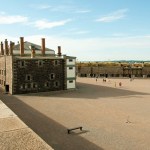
[0,99,54,150]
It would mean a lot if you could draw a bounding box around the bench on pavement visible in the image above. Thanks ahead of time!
[67,126,83,134]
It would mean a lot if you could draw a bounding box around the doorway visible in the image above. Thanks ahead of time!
[5,85,9,93]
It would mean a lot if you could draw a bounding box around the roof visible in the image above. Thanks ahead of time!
[64,55,76,59]
[13,41,55,55]
[15,56,64,60]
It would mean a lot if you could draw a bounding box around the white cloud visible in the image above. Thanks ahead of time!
[1,34,150,61]
[0,34,18,42]
[0,13,28,24]
[22,34,150,60]
[38,5,51,10]
[34,19,71,29]
[49,5,69,12]
[30,4,51,10]
[112,33,131,37]
[75,10,91,13]
[0,11,6,15]
[96,9,128,23]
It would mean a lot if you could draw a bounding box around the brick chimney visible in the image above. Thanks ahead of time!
[5,39,8,55]
[31,45,35,58]
[57,46,62,57]
[9,41,14,55]
[41,38,45,56]
[0,42,4,55]
[20,37,24,56]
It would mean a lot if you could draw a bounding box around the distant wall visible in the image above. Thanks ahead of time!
[77,64,150,78]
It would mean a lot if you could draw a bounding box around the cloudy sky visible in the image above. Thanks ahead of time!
[0,0,150,61]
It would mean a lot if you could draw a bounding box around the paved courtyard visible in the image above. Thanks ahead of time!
[0,100,53,150]
[1,77,150,150]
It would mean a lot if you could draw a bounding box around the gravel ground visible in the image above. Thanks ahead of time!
[1,77,150,150]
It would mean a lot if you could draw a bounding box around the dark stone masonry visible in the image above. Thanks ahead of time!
[0,37,76,94]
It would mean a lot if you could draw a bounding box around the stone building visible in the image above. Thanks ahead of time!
[77,62,150,78]
[0,37,76,94]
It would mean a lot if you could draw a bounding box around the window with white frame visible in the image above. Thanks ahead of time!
[69,80,73,83]
[69,67,73,70]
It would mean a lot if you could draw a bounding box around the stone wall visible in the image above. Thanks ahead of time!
[12,57,65,94]
[77,65,150,78]
[0,56,5,90]
[0,56,13,93]
[6,56,13,94]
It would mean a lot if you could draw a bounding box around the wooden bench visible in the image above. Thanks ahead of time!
[67,126,83,134]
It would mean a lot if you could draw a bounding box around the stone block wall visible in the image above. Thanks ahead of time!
[0,56,6,90]
[77,65,150,78]
[12,57,65,94]
[6,56,13,94]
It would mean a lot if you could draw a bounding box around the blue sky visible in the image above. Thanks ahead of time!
[0,0,150,61]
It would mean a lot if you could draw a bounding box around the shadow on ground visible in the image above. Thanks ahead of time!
[19,82,150,99]
[0,93,103,150]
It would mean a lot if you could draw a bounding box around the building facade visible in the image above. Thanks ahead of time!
[77,62,150,78]
[0,37,76,94]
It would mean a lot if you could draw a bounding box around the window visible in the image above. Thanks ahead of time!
[54,81,59,87]
[38,60,43,67]
[20,61,26,68]
[50,73,55,80]
[26,74,32,81]
[69,59,73,62]
[44,82,50,87]
[69,67,73,70]
[32,83,37,88]
[27,76,31,81]
[21,61,25,66]
[54,60,59,66]
[69,80,73,83]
